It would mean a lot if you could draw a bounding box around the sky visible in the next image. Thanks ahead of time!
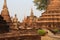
[0,0,44,22]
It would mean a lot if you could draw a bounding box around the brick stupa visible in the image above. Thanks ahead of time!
[38,0,60,28]
[1,0,11,23]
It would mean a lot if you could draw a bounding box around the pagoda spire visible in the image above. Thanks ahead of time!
[13,14,18,21]
[3,0,7,9]
[30,8,34,17]
[1,0,11,23]
[15,14,17,18]
[14,14,18,20]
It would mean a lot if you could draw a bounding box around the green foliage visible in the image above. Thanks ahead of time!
[34,0,49,10]
[37,29,46,36]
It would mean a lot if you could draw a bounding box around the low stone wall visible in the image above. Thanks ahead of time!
[0,35,41,40]
[19,29,38,34]
[0,29,41,40]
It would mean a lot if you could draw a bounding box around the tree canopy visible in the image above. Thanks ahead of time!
[34,0,50,10]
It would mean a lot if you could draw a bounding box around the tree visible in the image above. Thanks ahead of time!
[34,0,50,10]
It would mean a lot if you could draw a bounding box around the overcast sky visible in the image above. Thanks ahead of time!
[0,0,43,22]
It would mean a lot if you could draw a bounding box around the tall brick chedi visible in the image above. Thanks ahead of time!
[1,0,11,23]
[38,0,60,28]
